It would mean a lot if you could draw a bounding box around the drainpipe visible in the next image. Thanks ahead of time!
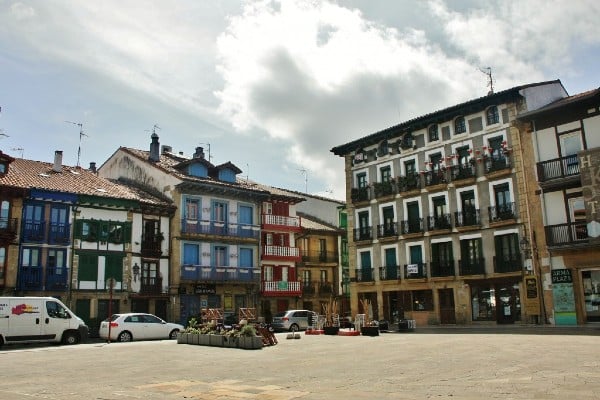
[68,204,79,309]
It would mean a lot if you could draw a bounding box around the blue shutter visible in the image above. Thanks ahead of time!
[239,205,253,225]
[239,248,253,268]
[183,243,199,265]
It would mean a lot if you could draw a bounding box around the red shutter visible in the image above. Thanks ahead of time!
[274,266,282,280]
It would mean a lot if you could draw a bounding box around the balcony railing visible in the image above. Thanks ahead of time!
[373,181,395,198]
[353,227,373,241]
[454,209,481,227]
[138,276,165,294]
[141,238,162,258]
[430,260,455,277]
[404,263,427,279]
[450,163,476,181]
[377,223,398,238]
[545,222,588,246]
[48,223,71,244]
[180,265,258,282]
[261,280,301,296]
[301,250,338,263]
[319,281,334,295]
[397,174,421,192]
[18,266,43,290]
[459,258,485,275]
[261,214,301,229]
[379,265,400,280]
[485,154,511,173]
[354,268,374,282]
[537,155,579,182]
[351,187,371,203]
[46,267,69,291]
[0,217,18,241]
[424,170,447,186]
[494,253,522,273]
[488,202,517,222]
[427,214,452,231]
[22,220,46,242]
[262,245,300,260]
[181,219,260,239]
[302,282,316,295]
[401,218,424,235]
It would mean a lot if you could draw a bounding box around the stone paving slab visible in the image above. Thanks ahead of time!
[1,330,599,399]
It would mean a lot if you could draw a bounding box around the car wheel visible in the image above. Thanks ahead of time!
[169,329,179,340]
[62,331,80,345]
[118,331,133,342]
[289,323,299,332]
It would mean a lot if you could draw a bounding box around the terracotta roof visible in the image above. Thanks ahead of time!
[243,180,306,204]
[298,212,342,232]
[0,157,170,206]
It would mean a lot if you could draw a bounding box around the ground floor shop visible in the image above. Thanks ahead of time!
[351,275,538,326]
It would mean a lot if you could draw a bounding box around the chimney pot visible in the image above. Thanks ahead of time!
[89,162,97,173]
[53,150,63,172]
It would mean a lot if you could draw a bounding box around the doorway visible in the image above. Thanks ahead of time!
[438,288,456,324]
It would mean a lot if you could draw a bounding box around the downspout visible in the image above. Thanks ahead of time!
[519,119,548,324]
[68,204,78,309]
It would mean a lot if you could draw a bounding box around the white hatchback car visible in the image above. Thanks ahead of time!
[99,313,184,342]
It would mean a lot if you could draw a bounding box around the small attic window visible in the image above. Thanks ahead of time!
[189,163,208,178]
[218,168,236,183]
[0,162,7,175]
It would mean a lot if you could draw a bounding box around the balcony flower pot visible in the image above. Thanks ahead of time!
[323,326,340,335]
[361,326,380,336]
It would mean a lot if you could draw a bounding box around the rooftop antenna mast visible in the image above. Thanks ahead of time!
[479,67,494,95]
[298,168,308,193]
[65,121,88,167]
[199,142,212,162]
[11,147,24,158]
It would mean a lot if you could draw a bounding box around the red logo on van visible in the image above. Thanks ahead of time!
[12,304,37,315]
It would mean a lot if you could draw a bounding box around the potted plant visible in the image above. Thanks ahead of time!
[238,324,263,349]
[359,299,379,336]
[323,297,340,335]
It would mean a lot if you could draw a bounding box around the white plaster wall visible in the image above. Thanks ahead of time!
[520,83,568,111]
[536,127,559,162]
[543,192,567,225]
[584,115,600,148]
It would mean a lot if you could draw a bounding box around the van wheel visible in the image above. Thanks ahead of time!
[169,329,179,340]
[118,331,133,342]
[62,332,80,345]
[289,323,299,332]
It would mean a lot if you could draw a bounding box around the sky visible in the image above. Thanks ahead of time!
[1,0,599,200]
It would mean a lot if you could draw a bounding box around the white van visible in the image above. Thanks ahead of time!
[0,297,89,347]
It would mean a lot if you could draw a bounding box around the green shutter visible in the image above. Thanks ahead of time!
[78,253,98,281]
[105,255,123,282]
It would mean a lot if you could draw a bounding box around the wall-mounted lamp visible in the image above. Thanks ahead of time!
[519,237,531,258]
[132,262,140,282]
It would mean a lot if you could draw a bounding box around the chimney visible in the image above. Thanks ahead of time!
[149,132,160,162]
[161,145,172,154]
[53,150,63,172]
[193,147,205,159]
[89,162,97,173]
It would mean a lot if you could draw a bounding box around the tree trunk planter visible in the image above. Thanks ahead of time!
[178,334,263,349]
[323,326,340,335]
[361,326,380,336]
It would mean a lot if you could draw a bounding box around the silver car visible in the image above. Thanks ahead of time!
[99,313,183,342]
[272,309,316,332]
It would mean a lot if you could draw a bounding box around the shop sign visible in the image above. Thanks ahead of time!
[523,276,540,315]
[551,269,573,284]
[580,149,600,241]
[552,269,577,325]
[195,284,216,295]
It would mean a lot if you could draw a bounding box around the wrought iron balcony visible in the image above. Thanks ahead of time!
[424,170,447,186]
[48,223,71,244]
[301,250,338,263]
[141,237,163,258]
[430,260,455,277]
[180,264,258,283]
[537,155,579,182]
[373,181,395,198]
[351,187,371,203]
[493,253,522,273]
[397,174,421,192]
[319,281,334,295]
[22,220,46,242]
[181,219,260,239]
[261,280,301,296]
[46,267,69,291]
[454,209,481,227]
[377,222,399,238]
[353,226,373,241]
[404,263,427,279]
[354,268,374,282]
[138,276,165,294]
[18,266,43,290]
[0,217,18,235]
[459,258,485,275]
[379,265,400,280]
[545,222,588,246]
[450,163,476,181]
[302,281,316,295]
[401,218,424,235]
[427,214,452,231]
[488,202,517,222]
[485,154,511,173]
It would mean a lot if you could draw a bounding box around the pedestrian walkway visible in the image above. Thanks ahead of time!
[390,323,600,336]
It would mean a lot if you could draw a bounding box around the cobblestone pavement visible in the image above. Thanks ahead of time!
[1,328,599,399]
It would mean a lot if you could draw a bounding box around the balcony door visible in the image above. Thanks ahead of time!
[382,206,395,235]
[406,201,420,232]
[560,132,582,175]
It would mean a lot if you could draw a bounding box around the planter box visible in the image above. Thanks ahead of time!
[239,336,263,350]
[191,334,201,345]
[323,326,340,335]
[198,334,210,346]
[361,326,380,336]
[177,333,188,344]
[223,336,239,348]
[209,334,224,347]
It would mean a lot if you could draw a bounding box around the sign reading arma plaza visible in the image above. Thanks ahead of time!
[579,149,600,241]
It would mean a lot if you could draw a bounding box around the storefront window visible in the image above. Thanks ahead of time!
[583,270,600,322]
[412,290,433,311]
[471,285,496,321]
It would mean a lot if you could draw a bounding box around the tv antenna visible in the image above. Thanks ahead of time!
[199,142,212,162]
[11,147,24,158]
[479,67,494,95]
[65,121,88,167]
[298,168,308,193]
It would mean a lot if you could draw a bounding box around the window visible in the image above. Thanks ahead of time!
[0,162,6,175]
[486,106,499,125]
[142,261,158,285]
[428,124,439,142]
[493,183,511,210]
[263,202,273,215]
[460,238,483,267]
[47,249,66,275]
[239,248,253,268]
[105,254,123,283]
[454,116,466,134]
[429,152,443,171]
[302,270,311,284]
[320,270,327,282]
[404,159,416,176]
[360,251,371,269]
[264,265,273,281]
[185,198,200,220]
[238,205,253,225]
[380,166,392,183]
[213,246,228,267]
[384,248,397,267]
[495,233,519,264]
[212,201,228,223]
[412,290,433,311]
[108,222,124,243]
[432,196,446,217]
[378,140,389,156]
[80,220,98,241]
[78,253,98,281]
[22,247,41,267]
[431,241,453,265]
[0,247,5,280]
[358,211,370,239]
[357,172,368,189]
[0,200,9,229]
[183,243,199,265]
